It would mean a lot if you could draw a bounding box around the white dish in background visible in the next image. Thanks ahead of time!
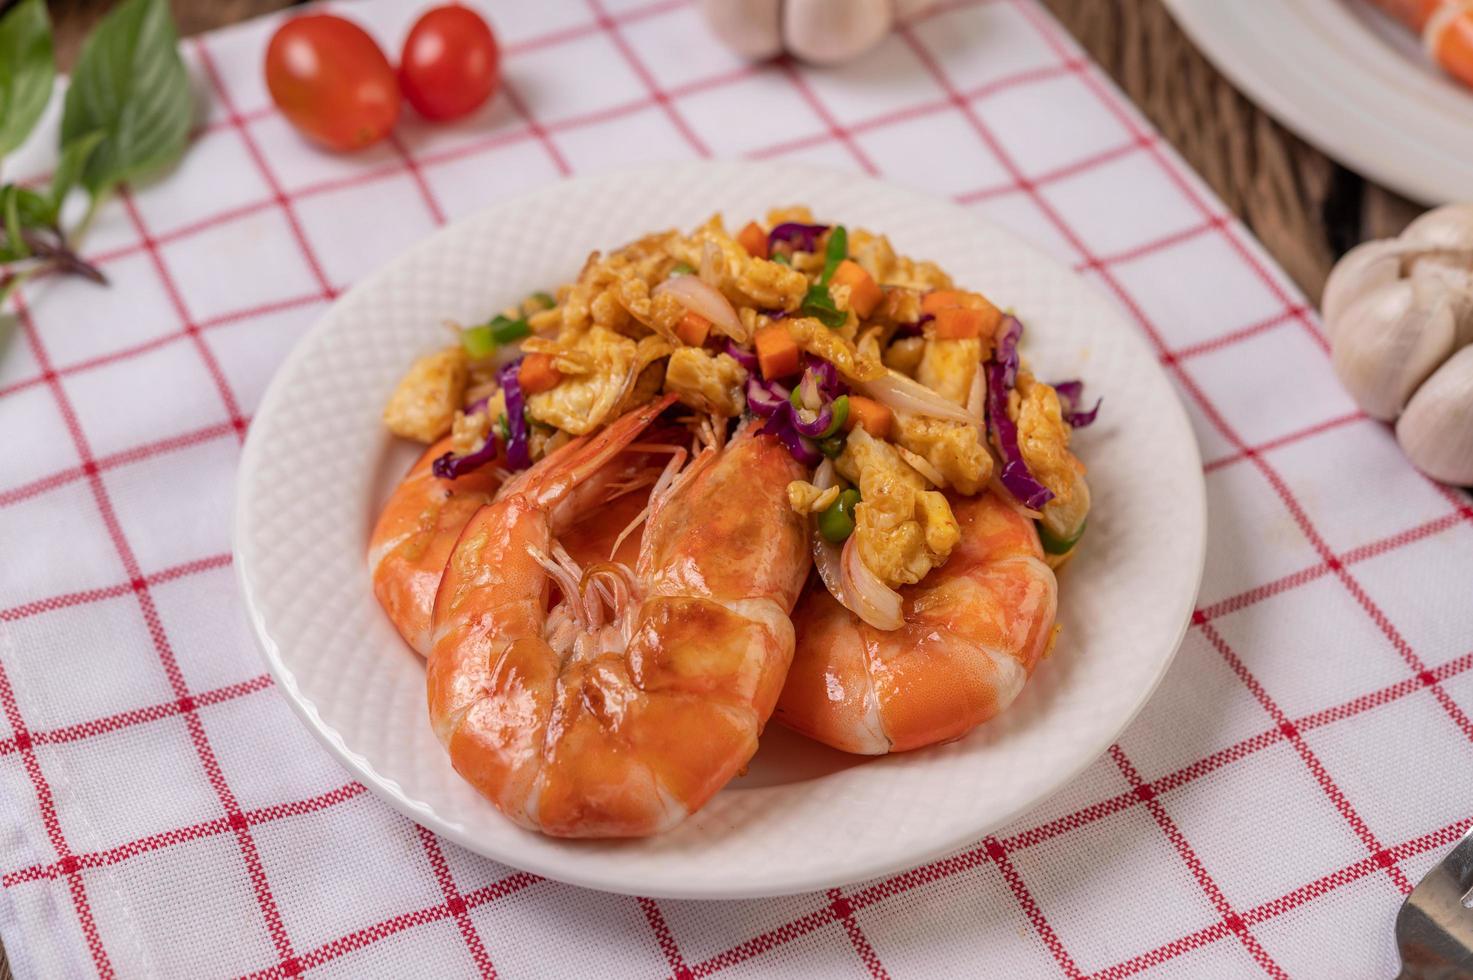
[233,160,1205,899]
[1162,0,1473,205]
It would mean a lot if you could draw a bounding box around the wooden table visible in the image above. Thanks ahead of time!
[0,1,1426,977]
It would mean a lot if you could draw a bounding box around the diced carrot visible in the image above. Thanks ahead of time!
[755,324,801,380]
[845,396,893,439]
[831,259,883,319]
[921,288,1003,336]
[737,221,768,260]
[674,311,712,347]
[517,352,562,394]
[920,289,970,315]
[933,306,986,340]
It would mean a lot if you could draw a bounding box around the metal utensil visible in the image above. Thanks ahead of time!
[1395,826,1473,979]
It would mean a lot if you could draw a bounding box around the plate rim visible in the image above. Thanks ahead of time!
[1160,0,1473,206]
[233,159,1207,899]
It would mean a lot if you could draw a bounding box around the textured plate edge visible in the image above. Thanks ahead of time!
[1160,0,1470,205]
[232,158,1209,899]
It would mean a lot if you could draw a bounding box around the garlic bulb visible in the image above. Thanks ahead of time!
[1322,202,1473,485]
[699,0,936,66]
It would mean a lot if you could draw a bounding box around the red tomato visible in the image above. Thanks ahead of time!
[399,5,500,121]
[265,14,400,152]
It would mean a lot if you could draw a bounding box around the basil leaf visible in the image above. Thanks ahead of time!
[2,183,54,228]
[50,130,105,214]
[60,0,193,195]
[820,225,848,285]
[800,283,847,329]
[2,186,28,259]
[0,0,53,159]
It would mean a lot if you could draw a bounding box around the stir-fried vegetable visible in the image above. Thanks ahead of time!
[768,221,828,253]
[1051,378,1102,429]
[818,487,860,543]
[986,316,1053,510]
[388,209,1097,633]
[499,357,532,469]
[461,312,531,359]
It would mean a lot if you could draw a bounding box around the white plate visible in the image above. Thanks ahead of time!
[234,160,1205,899]
[1161,0,1473,205]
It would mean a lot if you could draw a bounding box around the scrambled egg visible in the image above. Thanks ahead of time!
[525,326,639,435]
[891,414,992,495]
[666,216,809,312]
[785,317,885,381]
[835,429,960,589]
[845,227,953,291]
[1013,371,1081,505]
[383,346,468,443]
[915,337,982,407]
[663,348,748,416]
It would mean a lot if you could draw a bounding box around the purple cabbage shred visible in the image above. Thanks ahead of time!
[985,316,1054,510]
[767,222,829,254]
[1049,378,1102,429]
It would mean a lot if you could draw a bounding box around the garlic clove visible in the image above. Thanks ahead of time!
[700,0,784,60]
[1322,240,1406,343]
[1396,343,1473,485]
[1330,279,1457,420]
[1403,203,1473,252]
[784,0,894,65]
[1410,258,1473,349]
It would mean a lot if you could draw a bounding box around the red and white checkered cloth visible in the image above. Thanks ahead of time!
[2,0,1470,976]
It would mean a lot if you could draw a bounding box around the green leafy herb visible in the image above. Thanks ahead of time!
[61,0,193,196]
[49,130,105,215]
[0,0,54,160]
[488,314,531,345]
[800,283,847,329]
[669,261,696,277]
[496,413,511,442]
[528,291,555,311]
[820,225,847,285]
[772,253,791,266]
[1,187,29,260]
[461,324,497,360]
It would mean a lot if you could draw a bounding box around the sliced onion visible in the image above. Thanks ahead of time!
[797,369,822,410]
[965,363,986,419]
[840,536,904,631]
[655,275,747,342]
[855,369,982,424]
[896,444,947,488]
[810,460,846,603]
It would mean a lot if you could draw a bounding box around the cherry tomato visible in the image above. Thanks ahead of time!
[265,14,401,152]
[399,5,500,122]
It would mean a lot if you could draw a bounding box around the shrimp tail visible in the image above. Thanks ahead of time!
[502,392,679,508]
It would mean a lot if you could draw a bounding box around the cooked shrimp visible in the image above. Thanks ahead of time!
[426,396,811,837]
[368,437,501,655]
[776,490,1057,755]
[1370,0,1473,87]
